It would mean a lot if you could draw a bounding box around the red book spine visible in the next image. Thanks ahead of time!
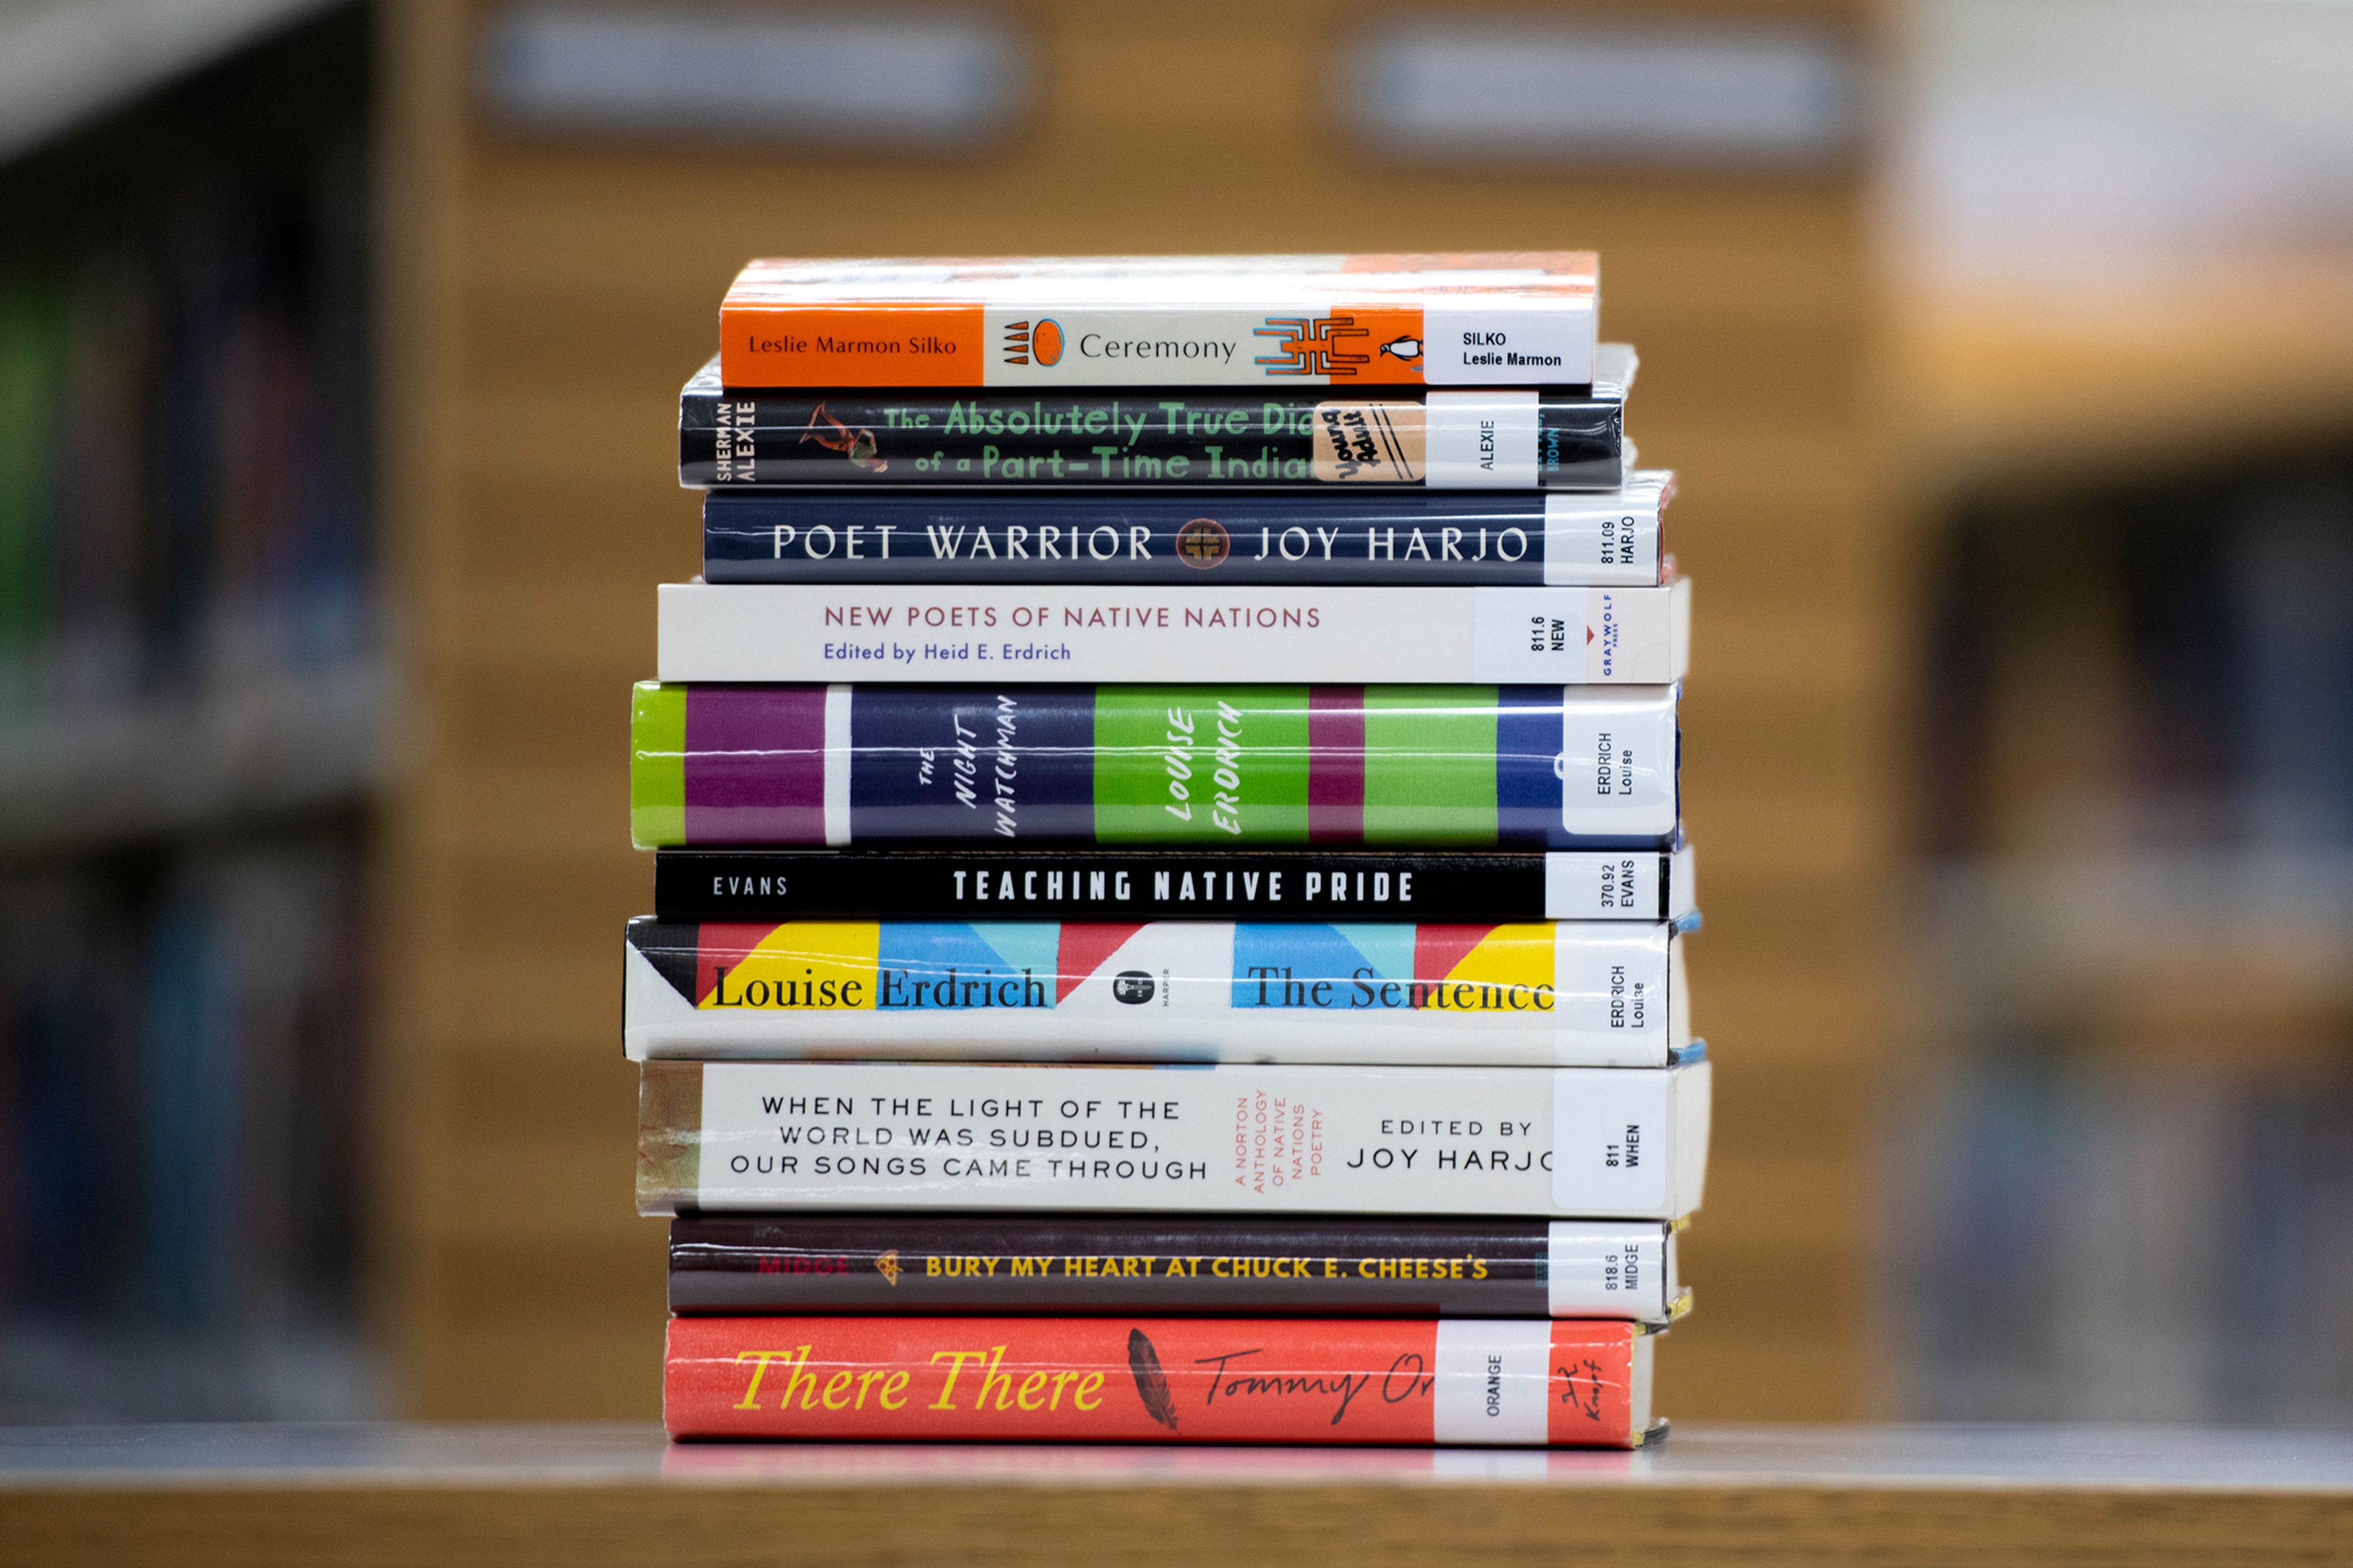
[666,1316,1649,1447]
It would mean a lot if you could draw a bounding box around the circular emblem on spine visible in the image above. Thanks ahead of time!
[1112,970,1156,1005]
[1173,517,1230,570]
[1033,318,1064,366]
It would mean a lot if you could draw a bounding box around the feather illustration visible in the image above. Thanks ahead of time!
[1127,1328,1180,1432]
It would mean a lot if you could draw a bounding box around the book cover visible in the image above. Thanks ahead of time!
[702,477,1670,585]
[683,357,1627,493]
[653,579,1690,685]
[636,1057,1711,1219]
[651,845,1699,924]
[666,1314,1655,1446]
[714,252,1600,389]
[622,917,1691,1067]
[669,1214,1687,1322]
[630,683,1681,850]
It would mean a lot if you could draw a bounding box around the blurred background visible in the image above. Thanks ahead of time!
[1,0,2349,1425]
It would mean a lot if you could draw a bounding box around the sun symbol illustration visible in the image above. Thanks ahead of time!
[1379,335,1425,362]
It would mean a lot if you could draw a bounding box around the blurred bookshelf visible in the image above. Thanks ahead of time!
[1885,437,2353,1423]
[0,2,382,1418]
[1876,0,2353,1426]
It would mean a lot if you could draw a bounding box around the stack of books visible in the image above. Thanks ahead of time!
[628,254,1708,1446]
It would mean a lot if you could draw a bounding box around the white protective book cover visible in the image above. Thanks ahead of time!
[655,578,1691,685]
[636,1056,1712,1220]
[622,917,1691,1067]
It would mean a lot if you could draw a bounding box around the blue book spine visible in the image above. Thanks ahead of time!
[703,478,1668,586]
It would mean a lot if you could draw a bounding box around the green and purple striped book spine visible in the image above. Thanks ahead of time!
[630,683,1678,850]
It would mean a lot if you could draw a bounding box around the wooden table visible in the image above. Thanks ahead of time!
[6,1423,2349,1565]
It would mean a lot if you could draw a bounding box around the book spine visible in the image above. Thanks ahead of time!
[650,846,1697,923]
[635,1058,1711,1219]
[654,581,1689,685]
[678,387,1621,488]
[702,481,1669,586]
[630,682,1681,850]
[668,1215,1681,1322]
[666,1314,1648,1445]
[622,918,1685,1068]
[716,280,1598,388]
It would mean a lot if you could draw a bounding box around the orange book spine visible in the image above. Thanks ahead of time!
[665,1315,1650,1446]
[721,305,988,388]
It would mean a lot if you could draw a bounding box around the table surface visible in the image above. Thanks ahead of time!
[9,1422,2352,1567]
[5,1418,2352,1490]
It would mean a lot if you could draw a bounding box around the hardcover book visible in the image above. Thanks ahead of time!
[669,1214,1688,1322]
[714,252,1601,389]
[680,354,1629,491]
[622,918,1691,1067]
[651,846,1698,924]
[702,476,1671,585]
[630,683,1681,850]
[654,578,1691,684]
[636,1057,1711,1219]
[665,1314,1658,1447]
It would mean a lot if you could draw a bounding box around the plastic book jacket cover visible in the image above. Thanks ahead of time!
[718,252,1600,388]
[665,1314,1654,1445]
[629,683,1681,849]
[677,365,1631,490]
[621,917,1686,1067]
[700,477,1669,585]
[648,844,1696,925]
[667,1214,1686,1322]
[634,1058,1712,1220]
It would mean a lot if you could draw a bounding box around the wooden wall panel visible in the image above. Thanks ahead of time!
[382,0,1892,1420]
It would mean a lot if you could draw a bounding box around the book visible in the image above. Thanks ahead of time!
[702,476,1670,585]
[715,252,1600,388]
[623,917,1691,1067]
[654,579,1691,685]
[651,845,1699,923]
[681,355,1629,490]
[630,683,1681,850]
[665,1314,1658,1446]
[669,1214,1688,1322]
[636,1057,1711,1219]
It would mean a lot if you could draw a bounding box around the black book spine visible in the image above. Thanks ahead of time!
[680,387,1621,490]
[670,1216,1551,1316]
[654,849,1553,920]
[705,491,1560,583]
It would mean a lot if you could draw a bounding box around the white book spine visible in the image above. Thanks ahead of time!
[635,1058,1711,1220]
[622,921,1687,1067]
[654,580,1691,685]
